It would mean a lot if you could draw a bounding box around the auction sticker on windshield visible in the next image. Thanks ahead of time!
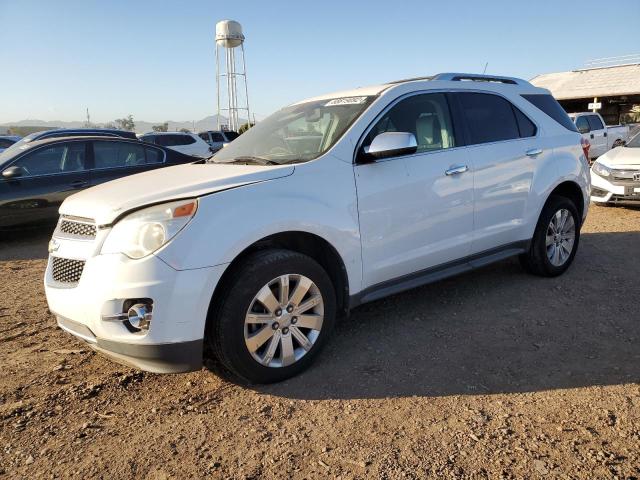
[325,96,369,106]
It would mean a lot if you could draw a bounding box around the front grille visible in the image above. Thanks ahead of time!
[51,257,85,284]
[57,217,96,238]
[611,169,640,187]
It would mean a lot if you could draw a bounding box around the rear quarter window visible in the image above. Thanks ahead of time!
[521,94,578,132]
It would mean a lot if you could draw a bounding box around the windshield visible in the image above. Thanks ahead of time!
[0,133,40,164]
[209,96,375,165]
[626,132,640,148]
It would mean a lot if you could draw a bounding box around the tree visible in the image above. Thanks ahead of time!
[152,122,169,132]
[238,122,254,135]
[103,122,117,129]
[115,115,135,132]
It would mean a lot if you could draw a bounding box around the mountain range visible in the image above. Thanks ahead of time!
[0,114,248,134]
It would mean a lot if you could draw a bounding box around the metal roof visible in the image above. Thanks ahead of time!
[530,63,640,100]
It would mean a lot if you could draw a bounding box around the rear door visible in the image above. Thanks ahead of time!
[0,141,89,227]
[89,140,164,186]
[452,91,542,254]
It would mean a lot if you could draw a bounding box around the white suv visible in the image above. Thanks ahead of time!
[45,73,590,383]
[139,132,212,158]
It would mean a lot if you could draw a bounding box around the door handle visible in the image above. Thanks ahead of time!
[603,132,607,138]
[525,148,543,157]
[590,133,594,139]
[70,180,88,188]
[445,165,468,176]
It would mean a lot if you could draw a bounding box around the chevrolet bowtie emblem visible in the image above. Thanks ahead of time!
[48,239,60,253]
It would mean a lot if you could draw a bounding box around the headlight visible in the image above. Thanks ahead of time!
[101,199,198,259]
[592,162,611,178]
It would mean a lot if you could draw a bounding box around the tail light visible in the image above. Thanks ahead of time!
[581,137,591,160]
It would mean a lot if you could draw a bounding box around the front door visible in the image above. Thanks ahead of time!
[355,92,474,289]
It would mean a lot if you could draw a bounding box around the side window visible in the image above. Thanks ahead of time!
[210,132,225,142]
[140,135,155,144]
[575,116,590,134]
[587,115,604,131]
[144,147,164,164]
[94,141,146,169]
[513,107,537,137]
[198,133,211,143]
[172,134,196,146]
[363,93,456,154]
[0,139,15,148]
[457,93,519,145]
[13,142,86,176]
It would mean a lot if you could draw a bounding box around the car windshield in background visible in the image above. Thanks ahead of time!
[209,96,375,165]
[626,132,640,148]
[0,135,38,164]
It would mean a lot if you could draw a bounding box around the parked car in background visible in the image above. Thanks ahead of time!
[568,112,630,160]
[139,132,211,158]
[198,130,239,153]
[0,136,197,228]
[590,131,640,205]
[0,135,21,153]
[44,73,589,383]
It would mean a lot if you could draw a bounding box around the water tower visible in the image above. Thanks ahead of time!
[215,20,251,132]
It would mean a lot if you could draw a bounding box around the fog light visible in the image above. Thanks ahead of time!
[127,303,152,331]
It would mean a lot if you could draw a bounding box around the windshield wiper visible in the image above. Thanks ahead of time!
[210,156,279,166]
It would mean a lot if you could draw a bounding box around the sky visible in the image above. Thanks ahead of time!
[0,0,639,124]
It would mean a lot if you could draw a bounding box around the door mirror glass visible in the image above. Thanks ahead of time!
[575,117,590,134]
[365,132,417,160]
[2,166,26,179]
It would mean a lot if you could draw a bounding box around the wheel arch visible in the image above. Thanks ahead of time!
[205,231,351,334]
[548,180,585,225]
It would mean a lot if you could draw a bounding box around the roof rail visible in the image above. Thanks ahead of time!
[432,72,529,86]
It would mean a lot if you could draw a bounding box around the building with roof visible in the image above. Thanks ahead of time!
[531,56,640,126]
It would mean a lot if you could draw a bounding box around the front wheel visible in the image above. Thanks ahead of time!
[519,196,580,277]
[206,249,336,383]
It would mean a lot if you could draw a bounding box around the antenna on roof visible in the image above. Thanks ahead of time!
[482,62,488,74]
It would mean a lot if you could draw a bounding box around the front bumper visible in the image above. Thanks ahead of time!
[590,171,640,203]
[45,242,226,373]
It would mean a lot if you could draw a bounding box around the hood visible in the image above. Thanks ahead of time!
[596,146,640,169]
[60,163,294,225]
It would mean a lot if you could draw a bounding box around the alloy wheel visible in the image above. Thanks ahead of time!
[546,208,576,267]
[244,274,324,368]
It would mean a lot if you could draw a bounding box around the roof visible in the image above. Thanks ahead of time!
[530,63,640,100]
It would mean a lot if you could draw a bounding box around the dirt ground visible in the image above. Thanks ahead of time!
[0,204,639,479]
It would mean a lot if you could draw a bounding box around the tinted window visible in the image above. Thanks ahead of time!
[587,115,604,131]
[198,133,210,143]
[94,141,146,169]
[224,131,239,141]
[364,93,456,154]
[513,107,537,137]
[145,147,164,164]
[154,134,196,147]
[0,139,16,148]
[521,94,578,132]
[457,93,519,145]
[575,116,590,133]
[13,142,86,176]
[140,135,156,144]
[210,132,225,142]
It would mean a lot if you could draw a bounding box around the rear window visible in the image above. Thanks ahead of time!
[154,134,196,147]
[521,94,578,132]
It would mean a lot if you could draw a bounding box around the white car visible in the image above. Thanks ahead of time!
[139,132,211,158]
[590,132,640,204]
[44,73,590,383]
[198,130,239,153]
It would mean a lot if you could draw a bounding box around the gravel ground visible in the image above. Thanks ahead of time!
[0,204,639,479]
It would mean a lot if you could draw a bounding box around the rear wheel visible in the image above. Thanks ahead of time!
[519,196,580,277]
[206,249,336,383]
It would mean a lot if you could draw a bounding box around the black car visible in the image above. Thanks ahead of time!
[0,136,199,228]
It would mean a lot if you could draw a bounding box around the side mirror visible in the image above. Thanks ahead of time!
[2,166,25,179]
[577,125,590,134]
[363,132,417,161]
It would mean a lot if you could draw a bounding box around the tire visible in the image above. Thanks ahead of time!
[519,195,580,277]
[206,249,336,384]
